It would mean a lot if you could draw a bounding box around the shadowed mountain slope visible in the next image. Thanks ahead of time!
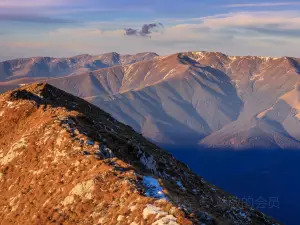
[201,82,300,149]
[0,51,300,148]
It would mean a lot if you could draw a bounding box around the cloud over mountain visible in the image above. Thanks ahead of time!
[226,2,300,8]
[124,23,164,38]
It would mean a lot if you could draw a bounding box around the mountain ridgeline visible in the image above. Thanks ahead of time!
[0,83,279,224]
[1,51,300,149]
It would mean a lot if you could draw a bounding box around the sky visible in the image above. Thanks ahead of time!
[0,0,300,60]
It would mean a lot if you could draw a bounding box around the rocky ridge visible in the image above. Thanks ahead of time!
[0,83,279,224]
[0,52,158,81]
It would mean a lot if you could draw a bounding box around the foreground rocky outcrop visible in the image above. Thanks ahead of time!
[0,83,279,224]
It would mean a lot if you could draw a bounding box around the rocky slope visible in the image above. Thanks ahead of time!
[201,82,300,149]
[0,83,279,224]
[0,51,300,148]
[48,52,300,147]
[46,53,244,144]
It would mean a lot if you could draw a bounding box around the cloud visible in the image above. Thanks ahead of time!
[8,41,50,48]
[241,25,300,38]
[0,0,73,8]
[226,2,300,8]
[0,0,80,25]
[184,11,300,34]
[2,11,300,60]
[0,14,75,24]
[124,28,138,36]
[124,23,164,38]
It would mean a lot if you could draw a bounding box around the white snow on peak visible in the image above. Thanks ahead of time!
[191,51,206,56]
[260,57,271,61]
[258,56,280,61]
[229,56,237,61]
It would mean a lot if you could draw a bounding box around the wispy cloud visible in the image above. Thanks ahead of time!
[0,0,81,25]
[0,14,75,24]
[124,23,164,38]
[226,2,300,8]
[2,8,300,59]
[0,0,73,8]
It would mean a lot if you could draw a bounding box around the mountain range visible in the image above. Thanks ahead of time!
[0,83,278,224]
[0,51,300,149]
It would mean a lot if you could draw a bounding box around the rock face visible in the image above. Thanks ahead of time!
[200,82,300,149]
[0,83,278,224]
[1,51,300,148]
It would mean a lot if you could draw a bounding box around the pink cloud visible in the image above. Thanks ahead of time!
[226,2,300,8]
[0,0,76,8]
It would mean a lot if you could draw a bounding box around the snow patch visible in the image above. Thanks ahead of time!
[191,51,206,60]
[86,140,94,146]
[239,211,247,218]
[176,181,185,191]
[142,176,166,199]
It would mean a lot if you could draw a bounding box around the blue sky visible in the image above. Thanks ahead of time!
[0,0,300,60]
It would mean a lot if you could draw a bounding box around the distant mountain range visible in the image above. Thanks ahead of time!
[0,52,157,81]
[1,51,300,149]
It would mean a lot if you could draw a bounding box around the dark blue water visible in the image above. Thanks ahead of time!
[164,146,300,225]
